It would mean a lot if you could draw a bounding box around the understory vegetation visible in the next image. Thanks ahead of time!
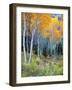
[21,53,63,77]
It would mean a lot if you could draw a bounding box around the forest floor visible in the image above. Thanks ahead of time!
[21,53,63,77]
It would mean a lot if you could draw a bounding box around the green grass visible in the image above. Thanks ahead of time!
[21,53,63,77]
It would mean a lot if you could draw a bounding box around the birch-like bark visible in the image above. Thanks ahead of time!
[28,29,36,63]
[51,25,54,56]
[26,31,29,61]
[51,24,56,58]
[23,14,27,63]
[37,31,40,57]
[37,19,40,57]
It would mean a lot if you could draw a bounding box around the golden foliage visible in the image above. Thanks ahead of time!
[22,13,63,40]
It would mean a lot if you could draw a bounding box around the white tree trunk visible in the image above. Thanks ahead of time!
[27,31,29,61]
[28,29,36,63]
[51,24,55,58]
[38,32,40,57]
[50,25,54,56]
[23,14,27,63]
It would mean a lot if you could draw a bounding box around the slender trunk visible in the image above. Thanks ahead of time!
[27,31,29,61]
[38,32,40,57]
[51,25,54,57]
[51,25,56,59]
[47,38,49,57]
[23,14,27,63]
[28,29,36,63]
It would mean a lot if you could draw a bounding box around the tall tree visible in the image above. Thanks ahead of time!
[37,32,40,57]
[37,19,40,57]
[23,14,27,63]
[25,13,31,61]
[28,28,36,63]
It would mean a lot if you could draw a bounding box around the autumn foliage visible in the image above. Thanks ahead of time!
[22,13,63,42]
